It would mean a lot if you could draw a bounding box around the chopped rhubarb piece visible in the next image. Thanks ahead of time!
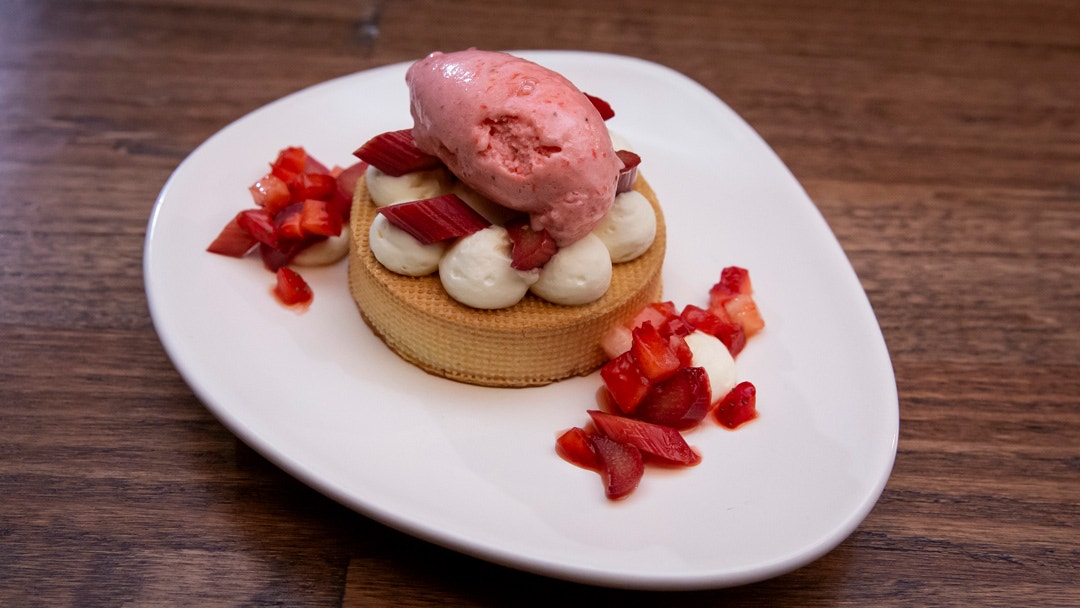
[207,213,259,257]
[273,266,312,307]
[588,410,700,466]
[505,218,558,270]
[330,161,367,221]
[556,427,600,470]
[300,198,343,237]
[630,321,682,383]
[714,381,758,429]
[587,434,643,500]
[633,366,712,430]
[615,149,640,193]
[248,174,291,214]
[617,149,641,170]
[377,194,490,245]
[585,93,615,120]
[354,129,443,177]
[681,304,747,357]
[600,350,651,414]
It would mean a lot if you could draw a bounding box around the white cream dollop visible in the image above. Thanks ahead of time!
[529,233,612,306]
[368,212,446,276]
[292,232,350,266]
[683,331,737,402]
[366,164,452,207]
[591,189,656,263]
[439,226,538,309]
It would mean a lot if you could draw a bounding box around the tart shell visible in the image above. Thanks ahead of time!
[347,175,666,387]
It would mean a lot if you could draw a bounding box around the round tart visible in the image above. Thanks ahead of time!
[347,175,666,387]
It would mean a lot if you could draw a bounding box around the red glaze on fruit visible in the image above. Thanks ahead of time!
[714,381,758,429]
[273,266,313,307]
[630,322,683,383]
[209,146,358,308]
[377,194,491,245]
[555,427,600,471]
[505,218,558,270]
[633,366,712,430]
[600,351,651,414]
[559,267,765,500]
[588,410,701,466]
[587,434,643,500]
[353,129,444,177]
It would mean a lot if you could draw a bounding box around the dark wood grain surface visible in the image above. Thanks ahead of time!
[2,1,1077,605]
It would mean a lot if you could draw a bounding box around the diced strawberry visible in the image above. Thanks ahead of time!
[681,304,723,334]
[714,322,747,357]
[628,301,679,334]
[377,194,491,245]
[600,324,633,359]
[269,146,307,184]
[632,367,711,430]
[667,331,694,367]
[207,213,259,257]
[706,299,736,324]
[353,129,443,177]
[600,351,651,414]
[659,316,694,339]
[236,208,278,249]
[714,381,758,429]
[681,304,746,357]
[274,202,305,243]
[303,152,332,176]
[630,322,682,383]
[300,198,343,237]
[555,427,600,471]
[723,293,765,338]
[650,300,678,320]
[584,93,615,120]
[273,266,312,307]
[248,174,291,214]
[587,434,643,500]
[588,410,700,466]
[288,171,337,203]
[505,218,558,270]
[709,265,753,307]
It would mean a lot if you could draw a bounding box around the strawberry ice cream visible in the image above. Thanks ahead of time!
[405,50,622,246]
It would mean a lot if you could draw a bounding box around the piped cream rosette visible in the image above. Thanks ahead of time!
[364,152,657,309]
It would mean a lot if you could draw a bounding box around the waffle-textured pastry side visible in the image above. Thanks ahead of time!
[347,175,666,387]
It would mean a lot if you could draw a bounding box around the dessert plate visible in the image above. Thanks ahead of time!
[144,51,898,590]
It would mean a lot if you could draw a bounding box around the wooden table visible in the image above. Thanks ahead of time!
[3,1,1077,605]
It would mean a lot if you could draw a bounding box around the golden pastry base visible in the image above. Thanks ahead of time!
[347,174,665,387]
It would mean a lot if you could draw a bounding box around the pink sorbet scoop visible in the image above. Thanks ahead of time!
[406,50,622,246]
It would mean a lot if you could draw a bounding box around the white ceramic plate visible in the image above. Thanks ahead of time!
[144,51,898,590]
